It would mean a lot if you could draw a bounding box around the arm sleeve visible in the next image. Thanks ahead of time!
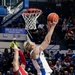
[18,50,26,66]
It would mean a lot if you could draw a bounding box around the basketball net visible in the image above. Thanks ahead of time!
[22,8,42,30]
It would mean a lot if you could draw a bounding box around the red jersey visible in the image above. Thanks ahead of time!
[19,50,26,65]
[13,66,28,75]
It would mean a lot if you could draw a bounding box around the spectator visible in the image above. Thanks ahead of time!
[64,56,70,67]
[68,61,75,70]
[54,60,62,73]
[6,71,10,75]
[69,67,75,75]
[48,61,54,70]
[71,54,75,65]
[64,29,74,49]
[67,48,73,54]
[66,48,73,57]
[51,66,58,75]
[61,18,68,39]
[49,51,55,60]
[54,50,61,62]
[3,48,9,59]
[61,61,69,71]
[64,71,69,75]
[58,67,64,75]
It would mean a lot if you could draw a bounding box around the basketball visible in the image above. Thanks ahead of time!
[47,13,59,23]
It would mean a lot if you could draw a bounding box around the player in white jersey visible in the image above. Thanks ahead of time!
[24,20,58,75]
[31,51,52,75]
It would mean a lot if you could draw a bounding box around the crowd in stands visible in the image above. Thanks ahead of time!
[56,15,75,49]
[0,47,75,75]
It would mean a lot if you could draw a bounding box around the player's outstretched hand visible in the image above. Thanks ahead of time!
[46,20,58,31]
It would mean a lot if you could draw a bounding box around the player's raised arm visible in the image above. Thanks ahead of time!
[39,21,58,51]
[39,13,59,51]
[12,43,19,71]
[13,43,26,69]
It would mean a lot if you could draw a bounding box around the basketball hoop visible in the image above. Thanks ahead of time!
[22,8,42,30]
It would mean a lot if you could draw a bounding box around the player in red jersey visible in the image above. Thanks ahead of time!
[12,43,28,75]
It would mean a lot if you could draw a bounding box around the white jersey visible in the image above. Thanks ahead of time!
[30,51,52,75]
